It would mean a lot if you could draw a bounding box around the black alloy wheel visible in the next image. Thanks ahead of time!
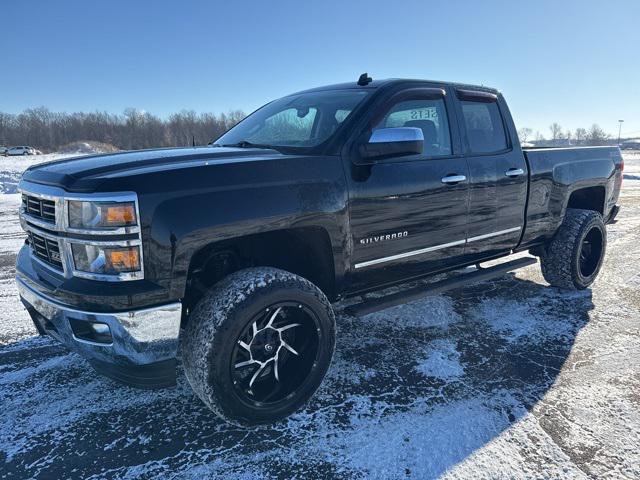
[181,267,336,425]
[578,226,604,278]
[230,302,321,407]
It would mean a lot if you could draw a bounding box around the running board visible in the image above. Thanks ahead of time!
[344,256,537,317]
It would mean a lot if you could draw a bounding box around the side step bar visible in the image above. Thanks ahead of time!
[344,256,538,317]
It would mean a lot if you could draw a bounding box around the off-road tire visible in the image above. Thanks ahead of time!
[181,267,336,426]
[539,208,607,289]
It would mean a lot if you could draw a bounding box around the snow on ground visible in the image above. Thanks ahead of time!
[0,152,78,194]
[415,339,465,380]
[0,152,639,479]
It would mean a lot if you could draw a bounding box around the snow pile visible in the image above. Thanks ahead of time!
[57,141,118,155]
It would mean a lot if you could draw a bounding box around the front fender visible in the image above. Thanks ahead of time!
[143,155,349,299]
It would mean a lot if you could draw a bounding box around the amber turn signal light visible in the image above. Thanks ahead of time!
[106,247,140,272]
[103,204,137,226]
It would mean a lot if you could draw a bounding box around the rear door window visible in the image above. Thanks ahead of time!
[460,100,508,153]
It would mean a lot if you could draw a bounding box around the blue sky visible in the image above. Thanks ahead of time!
[2,0,639,138]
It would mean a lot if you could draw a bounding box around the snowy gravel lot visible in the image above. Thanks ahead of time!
[1,152,639,479]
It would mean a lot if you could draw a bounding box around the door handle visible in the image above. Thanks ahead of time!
[441,174,467,184]
[505,168,524,177]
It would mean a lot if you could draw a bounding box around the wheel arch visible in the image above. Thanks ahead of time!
[180,226,338,318]
[566,186,606,214]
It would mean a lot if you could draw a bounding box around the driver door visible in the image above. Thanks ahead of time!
[346,87,470,291]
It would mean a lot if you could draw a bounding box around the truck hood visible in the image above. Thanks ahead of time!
[20,146,283,192]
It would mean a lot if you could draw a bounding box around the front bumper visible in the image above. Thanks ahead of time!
[17,275,182,388]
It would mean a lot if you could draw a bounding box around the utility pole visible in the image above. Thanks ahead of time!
[618,120,624,145]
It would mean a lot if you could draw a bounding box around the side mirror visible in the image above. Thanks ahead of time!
[358,127,424,162]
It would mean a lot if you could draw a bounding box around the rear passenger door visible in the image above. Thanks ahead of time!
[454,89,528,260]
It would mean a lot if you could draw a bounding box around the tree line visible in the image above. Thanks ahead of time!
[517,123,611,145]
[0,107,617,152]
[0,107,246,152]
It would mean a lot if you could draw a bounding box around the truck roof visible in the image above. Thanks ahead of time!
[292,78,499,95]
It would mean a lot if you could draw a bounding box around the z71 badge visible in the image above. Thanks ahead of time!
[359,231,408,245]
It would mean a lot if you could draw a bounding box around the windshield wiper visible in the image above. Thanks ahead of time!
[221,140,280,150]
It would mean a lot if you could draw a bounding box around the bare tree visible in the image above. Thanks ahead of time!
[549,122,563,140]
[517,127,533,143]
[585,124,610,146]
[0,108,245,152]
[574,128,587,145]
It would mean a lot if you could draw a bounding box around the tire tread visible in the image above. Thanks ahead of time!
[181,267,335,425]
[540,208,605,289]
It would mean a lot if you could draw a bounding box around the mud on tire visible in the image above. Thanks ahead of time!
[539,208,607,290]
[181,267,336,425]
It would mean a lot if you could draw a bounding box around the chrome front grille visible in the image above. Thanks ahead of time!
[22,194,56,223]
[28,232,63,269]
[18,182,144,281]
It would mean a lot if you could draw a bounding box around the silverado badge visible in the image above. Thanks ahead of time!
[359,231,409,245]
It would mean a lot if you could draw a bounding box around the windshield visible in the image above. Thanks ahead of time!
[214,89,370,150]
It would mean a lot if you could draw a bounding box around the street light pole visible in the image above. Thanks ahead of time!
[618,120,624,145]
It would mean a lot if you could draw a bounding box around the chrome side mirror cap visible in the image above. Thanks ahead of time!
[369,127,424,144]
[358,127,424,162]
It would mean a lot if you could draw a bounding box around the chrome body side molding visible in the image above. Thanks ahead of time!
[354,227,522,269]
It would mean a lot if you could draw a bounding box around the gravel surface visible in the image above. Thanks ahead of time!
[1,152,639,479]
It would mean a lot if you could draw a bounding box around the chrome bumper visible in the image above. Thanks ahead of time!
[17,276,182,367]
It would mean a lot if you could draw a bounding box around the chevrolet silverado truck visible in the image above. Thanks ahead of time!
[16,75,623,425]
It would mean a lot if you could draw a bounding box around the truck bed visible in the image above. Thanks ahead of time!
[519,146,623,248]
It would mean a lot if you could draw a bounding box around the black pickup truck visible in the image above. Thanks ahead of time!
[16,75,623,425]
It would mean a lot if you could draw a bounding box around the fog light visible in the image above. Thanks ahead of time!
[69,318,112,344]
[90,322,111,335]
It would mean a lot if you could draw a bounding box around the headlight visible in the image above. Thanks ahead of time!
[68,201,137,229]
[71,244,141,275]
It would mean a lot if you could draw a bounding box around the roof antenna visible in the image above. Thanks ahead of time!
[357,72,372,86]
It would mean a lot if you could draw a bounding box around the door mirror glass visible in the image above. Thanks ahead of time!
[359,127,424,162]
